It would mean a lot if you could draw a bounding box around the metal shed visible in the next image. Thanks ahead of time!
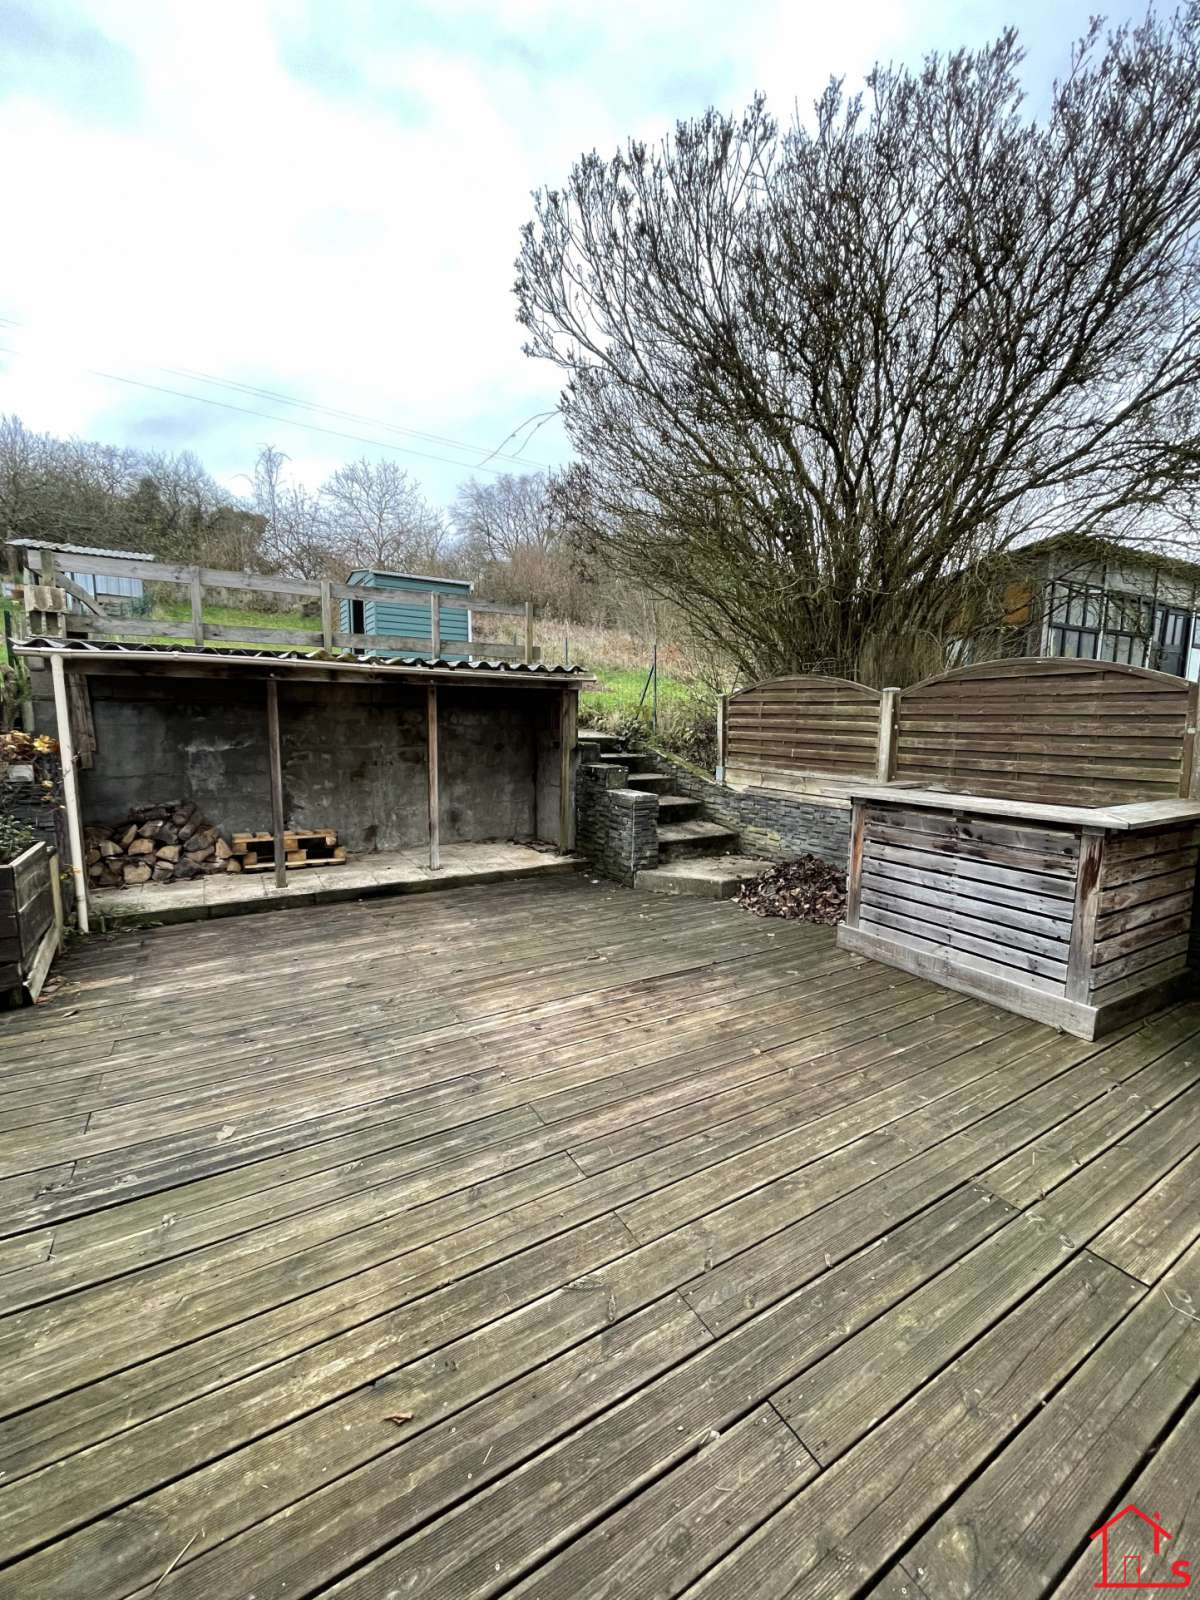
[340,570,472,657]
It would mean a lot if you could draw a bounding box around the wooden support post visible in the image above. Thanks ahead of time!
[1184,681,1200,799]
[716,694,727,782]
[427,681,440,870]
[843,800,866,929]
[876,687,900,782]
[320,580,334,651]
[429,594,441,657]
[558,689,577,852]
[524,601,534,664]
[266,676,287,889]
[50,652,89,934]
[48,849,65,953]
[189,567,205,647]
[1065,827,1105,1002]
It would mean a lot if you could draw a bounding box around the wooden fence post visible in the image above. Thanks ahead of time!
[189,567,205,647]
[1184,681,1200,798]
[319,580,334,651]
[877,687,900,782]
[266,677,287,889]
[716,694,727,782]
[50,652,89,933]
[524,601,535,664]
[430,594,441,657]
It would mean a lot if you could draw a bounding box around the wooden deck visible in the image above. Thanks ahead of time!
[0,874,1198,1599]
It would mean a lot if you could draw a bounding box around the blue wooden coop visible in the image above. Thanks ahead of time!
[340,570,473,658]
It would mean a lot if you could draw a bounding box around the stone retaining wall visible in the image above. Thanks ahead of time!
[576,764,658,886]
[644,751,851,866]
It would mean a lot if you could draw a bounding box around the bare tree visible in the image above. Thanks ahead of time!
[319,457,448,571]
[517,12,1200,682]
[252,446,336,578]
[452,473,560,561]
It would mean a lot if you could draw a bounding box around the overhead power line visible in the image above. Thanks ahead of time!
[0,313,556,473]
[156,366,553,472]
[0,341,556,480]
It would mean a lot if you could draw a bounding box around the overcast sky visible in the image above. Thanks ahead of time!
[0,0,1153,513]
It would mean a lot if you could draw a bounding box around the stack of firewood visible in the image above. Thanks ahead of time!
[85,801,239,887]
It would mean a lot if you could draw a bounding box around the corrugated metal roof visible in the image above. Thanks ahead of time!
[347,568,473,588]
[15,636,590,679]
[7,537,156,560]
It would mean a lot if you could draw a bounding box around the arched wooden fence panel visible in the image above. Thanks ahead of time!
[893,658,1197,806]
[722,674,883,790]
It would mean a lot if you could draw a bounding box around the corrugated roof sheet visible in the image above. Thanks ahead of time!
[15,636,589,678]
[7,537,156,560]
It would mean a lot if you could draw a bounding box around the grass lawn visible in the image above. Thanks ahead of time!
[581,662,699,720]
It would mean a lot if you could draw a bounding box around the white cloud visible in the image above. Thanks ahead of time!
[0,0,1136,506]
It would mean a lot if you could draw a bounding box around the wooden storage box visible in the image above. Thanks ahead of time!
[0,841,59,1003]
[837,788,1199,1039]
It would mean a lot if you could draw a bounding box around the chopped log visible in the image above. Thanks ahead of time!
[226,857,242,873]
[158,822,179,845]
[123,862,152,884]
[187,843,215,863]
[174,858,201,880]
[119,824,138,847]
[127,837,156,857]
[157,844,181,863]
[201,859,226,874]
[214,838,233,861]
[152,862,174,882]
[88,862,105,879]
[137,820,162,839]
[186,826,218,852]
[98,838,120,858]
[86,846,101,866]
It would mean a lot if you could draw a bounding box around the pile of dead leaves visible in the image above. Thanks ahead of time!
[737,855,847,925]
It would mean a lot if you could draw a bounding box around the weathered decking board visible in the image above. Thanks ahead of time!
[0,876,1197,1598]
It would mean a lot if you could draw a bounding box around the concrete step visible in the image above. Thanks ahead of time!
[657,818,742,861]
[625,772,673,793]
[636,855,767,900]
[656,794,700,822]
[597,751,633,763]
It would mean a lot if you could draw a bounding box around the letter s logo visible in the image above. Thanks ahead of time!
[1171,1558,1191,1585]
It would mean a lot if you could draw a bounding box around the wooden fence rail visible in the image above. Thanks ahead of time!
[12,546,536,661]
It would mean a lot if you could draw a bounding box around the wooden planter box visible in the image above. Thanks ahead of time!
[837,788,1200,1040]
[0,841,59,1003]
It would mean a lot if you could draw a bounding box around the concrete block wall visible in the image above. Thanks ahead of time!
[646,751,852,867]
[576,763,658,885]
[24,666,567,854]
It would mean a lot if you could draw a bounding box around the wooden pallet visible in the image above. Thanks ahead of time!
[233,829,345,871]
[241,853,347,873]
